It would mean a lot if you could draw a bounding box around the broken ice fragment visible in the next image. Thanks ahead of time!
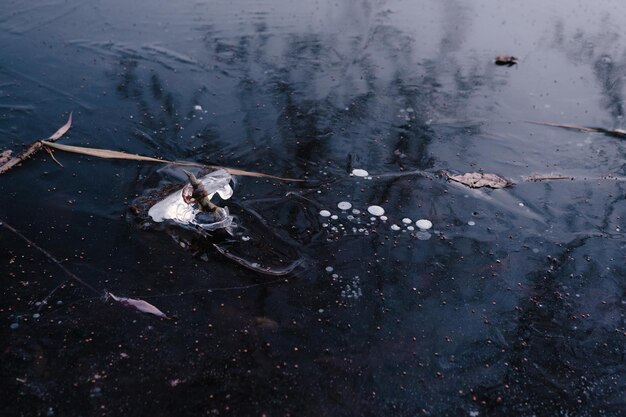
[351,168,369,177]
[148,169,234,231]
[319,210,331,217]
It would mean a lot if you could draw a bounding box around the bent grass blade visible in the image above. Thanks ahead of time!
[42,141,303,181]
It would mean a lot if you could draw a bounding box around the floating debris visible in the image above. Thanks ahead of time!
[148,169,234,232]
[367,205,385,216]
[193,105,203,111]
[351,168,369,177]
[337,201,352,210]
[325,266,334,273]
[468,221,476,226]
[525,173,575,182]
[446,172,513,189]
[416,219,433,230]
[526,120,626,138]
[319,210,331,217]
[107,292,169,319]
[0,112,72,175]
[0,150,12,165]
[495,55,517,66]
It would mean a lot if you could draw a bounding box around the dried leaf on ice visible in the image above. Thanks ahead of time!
[446,172,513,189]
[107,292,169,319]
[48,112,73,141]
[495,55,517,66]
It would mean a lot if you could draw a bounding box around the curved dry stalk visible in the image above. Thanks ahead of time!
[41,141,304,182]
[526,120,626,138]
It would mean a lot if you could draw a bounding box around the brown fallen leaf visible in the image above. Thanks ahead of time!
[107,292,169,319]
[446,172,514,189]
[495,55,517,66]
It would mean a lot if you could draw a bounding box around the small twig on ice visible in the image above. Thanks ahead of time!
[45,146,64,168]
[1,218,100,295]
[1,218,169,320]
[0,112,72,175]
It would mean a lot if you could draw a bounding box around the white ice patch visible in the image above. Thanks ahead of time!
[351,168,369,177]
[367,205,385,216]
[319,210,331,217]
[415,219,432,230]
[337,201,352,210]
[148,169,234,231]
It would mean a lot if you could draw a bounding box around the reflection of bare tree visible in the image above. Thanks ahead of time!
[115,59,181,155]
[594,55,625,123]
[552,20,626,128]
[202,0,494,181]
[469,236,625,415]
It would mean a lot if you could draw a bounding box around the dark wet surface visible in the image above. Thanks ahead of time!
[1,1,625,416]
